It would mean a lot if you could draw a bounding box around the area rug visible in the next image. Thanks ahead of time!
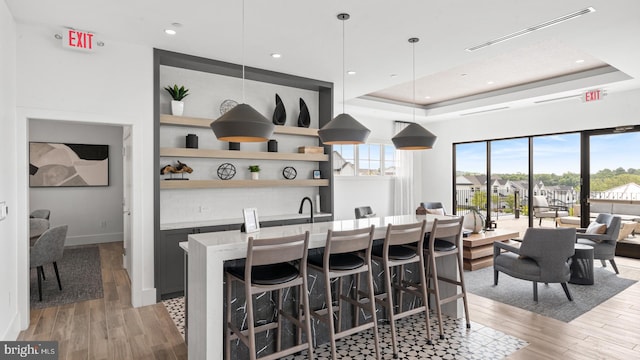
[464,266,637,322]
[30,245,103,309]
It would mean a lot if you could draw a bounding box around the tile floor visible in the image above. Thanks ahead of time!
[163,296,528,359]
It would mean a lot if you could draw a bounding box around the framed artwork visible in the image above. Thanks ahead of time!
[313,170,321,179]
[242,208,260,233]
[29,142,109,187]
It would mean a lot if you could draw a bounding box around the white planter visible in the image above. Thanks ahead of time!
[171,100,184,116]
[251,172,259,180]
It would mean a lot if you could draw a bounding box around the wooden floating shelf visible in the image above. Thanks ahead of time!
[160,147,328,162]
[160,114,319,137]
[160,179,330,189]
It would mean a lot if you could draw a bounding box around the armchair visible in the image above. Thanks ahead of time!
[576,213,621,274]
[420,202,447,215]
[532,195,569,226]
[354,206,375,219]
[493,227,576,302]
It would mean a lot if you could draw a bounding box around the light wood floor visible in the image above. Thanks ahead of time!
[18,242,187,360]
[18,242,640,359]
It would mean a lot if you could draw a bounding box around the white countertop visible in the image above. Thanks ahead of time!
[161,212,332,231]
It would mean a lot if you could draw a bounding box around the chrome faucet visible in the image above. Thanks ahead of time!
[298,197,314,223]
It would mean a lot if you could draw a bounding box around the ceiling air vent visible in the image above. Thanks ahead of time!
[465,7,595,52]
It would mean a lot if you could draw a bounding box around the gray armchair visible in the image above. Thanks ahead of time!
[30,209,51,220]
[30,225,68,301]
[532,195,568,226]
[493,227,576,302]
[576,213,621,274]
[420,202,447,215]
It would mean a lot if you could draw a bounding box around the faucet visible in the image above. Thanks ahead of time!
[298,197,314,223]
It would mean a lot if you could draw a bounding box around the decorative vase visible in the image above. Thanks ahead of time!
[251,172,259,180]
[171,100,184,116]
[268,139,278,152]
[272,94,286,125]
[463,211,484,233]
[297,98,310,128]
[229,142,240,151]
[186,134,198,149]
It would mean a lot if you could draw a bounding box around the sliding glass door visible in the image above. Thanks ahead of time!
[489,138,529,230]
[455,142,487,218]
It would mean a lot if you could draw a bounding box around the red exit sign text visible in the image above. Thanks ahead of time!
[62,30,95,52]
[583,89,606,102]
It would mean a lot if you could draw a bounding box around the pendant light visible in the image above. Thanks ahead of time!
[392,37,437,150]
[318,13,370,145]
[210,0,274,142]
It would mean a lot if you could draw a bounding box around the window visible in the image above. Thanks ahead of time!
[332,143,396,176]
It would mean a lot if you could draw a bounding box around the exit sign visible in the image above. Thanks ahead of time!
[583,88,606,102]
[62,29,95,52]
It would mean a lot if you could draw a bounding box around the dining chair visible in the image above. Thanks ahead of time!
[30,225,68,301]
[30,209,51,220]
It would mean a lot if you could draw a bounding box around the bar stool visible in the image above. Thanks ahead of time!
[225,232,314,360]
[307,226,381,360]
[423,217,470,339]
[372,220,431,358]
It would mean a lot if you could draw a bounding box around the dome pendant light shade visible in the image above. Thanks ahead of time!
[211,103,274,142]
[318,113,371,144]
[392,122,437,150]
[318,13,370,145]
[393,37,437,150]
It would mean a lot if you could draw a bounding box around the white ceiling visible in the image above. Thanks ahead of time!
[6,0,640,121]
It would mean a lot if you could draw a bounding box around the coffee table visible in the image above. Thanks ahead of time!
[463,228,519,270]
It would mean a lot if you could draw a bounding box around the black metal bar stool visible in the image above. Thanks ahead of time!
[225,232,314,360]
[307,225,381,359]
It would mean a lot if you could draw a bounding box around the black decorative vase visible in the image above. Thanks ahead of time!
[268,139,278,152]
[229,142,240,151]
[298,98,310,128]
[272,94,286,125]
[186,134,198,149]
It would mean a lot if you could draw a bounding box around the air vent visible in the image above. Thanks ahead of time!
[533,94,581,104]
[460,107,510,116]
[465,7,595,52]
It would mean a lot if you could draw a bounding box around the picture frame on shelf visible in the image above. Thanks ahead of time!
[242,208,260,233]
[313,170,321,179]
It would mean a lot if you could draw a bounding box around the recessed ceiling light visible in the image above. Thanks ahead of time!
[347,71,356,75]
[164,29,177,35]
[461,73,468,77]
[271,53,282,58]
[171,22,183,27]
[424,96,431,99]
[487,81,495,85]
[575,59,585,63]
[390,74,398,78]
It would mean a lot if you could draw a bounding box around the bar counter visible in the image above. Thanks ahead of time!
[186,214,463,359]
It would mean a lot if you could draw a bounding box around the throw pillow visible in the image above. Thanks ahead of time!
[426,208,445,216]
[586,222,607,234]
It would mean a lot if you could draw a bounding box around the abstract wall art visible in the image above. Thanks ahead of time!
[29,142,109,187]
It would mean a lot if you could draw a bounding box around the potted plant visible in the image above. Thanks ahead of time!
[164,84,190,116]
[248,165,260,180]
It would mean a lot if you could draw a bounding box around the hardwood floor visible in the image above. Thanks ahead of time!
[18,242,187,360]
[18,241,640,359]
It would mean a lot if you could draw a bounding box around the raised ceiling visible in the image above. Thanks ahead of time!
[5,0,640,119]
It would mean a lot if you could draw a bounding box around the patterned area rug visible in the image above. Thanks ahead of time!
[465,266,637,322]
[30,245,103,309]
[163,296,527,359]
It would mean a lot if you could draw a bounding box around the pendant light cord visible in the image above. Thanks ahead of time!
[242,0,246,103]
[412,40,416,122]
[342,16,345,114]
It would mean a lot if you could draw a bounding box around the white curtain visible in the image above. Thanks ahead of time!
[393,122,414,215]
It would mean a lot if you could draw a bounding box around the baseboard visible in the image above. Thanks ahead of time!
[64,233,123,246]
[1,310,20,341]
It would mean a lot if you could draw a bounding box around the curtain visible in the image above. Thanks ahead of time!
[393,122,414,215]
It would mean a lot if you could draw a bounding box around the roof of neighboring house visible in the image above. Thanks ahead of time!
[603,182,640,195]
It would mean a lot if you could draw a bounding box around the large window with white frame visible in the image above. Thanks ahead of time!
[333,143,396,176]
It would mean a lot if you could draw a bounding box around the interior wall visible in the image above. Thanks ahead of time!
[15,22,156,326]
[0,0,19,340]
[29,120,123,246]
[418,88,640,211]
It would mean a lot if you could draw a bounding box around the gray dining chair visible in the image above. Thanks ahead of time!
[30,209,51,220]
[30,225,68,301]
[355,206,375,219]
[493,227,576,302]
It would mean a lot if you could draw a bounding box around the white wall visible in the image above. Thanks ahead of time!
[14,22,156,332]
[29,120,123,246]
[418,89,640,211]
[0,0,19,340]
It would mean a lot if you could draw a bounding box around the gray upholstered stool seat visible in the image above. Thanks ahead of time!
[372,245,417,260]
[227,262,299,286]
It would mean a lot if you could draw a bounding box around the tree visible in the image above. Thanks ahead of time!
[471,191,487,210]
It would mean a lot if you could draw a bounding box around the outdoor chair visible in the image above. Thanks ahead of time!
[576,213,622,274]
[493,227,576,302]
[532,195,569,226]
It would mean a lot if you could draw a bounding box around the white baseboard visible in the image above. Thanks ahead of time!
[64,232,123,246]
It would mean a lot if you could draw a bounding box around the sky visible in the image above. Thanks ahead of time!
[456,132,639,175]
